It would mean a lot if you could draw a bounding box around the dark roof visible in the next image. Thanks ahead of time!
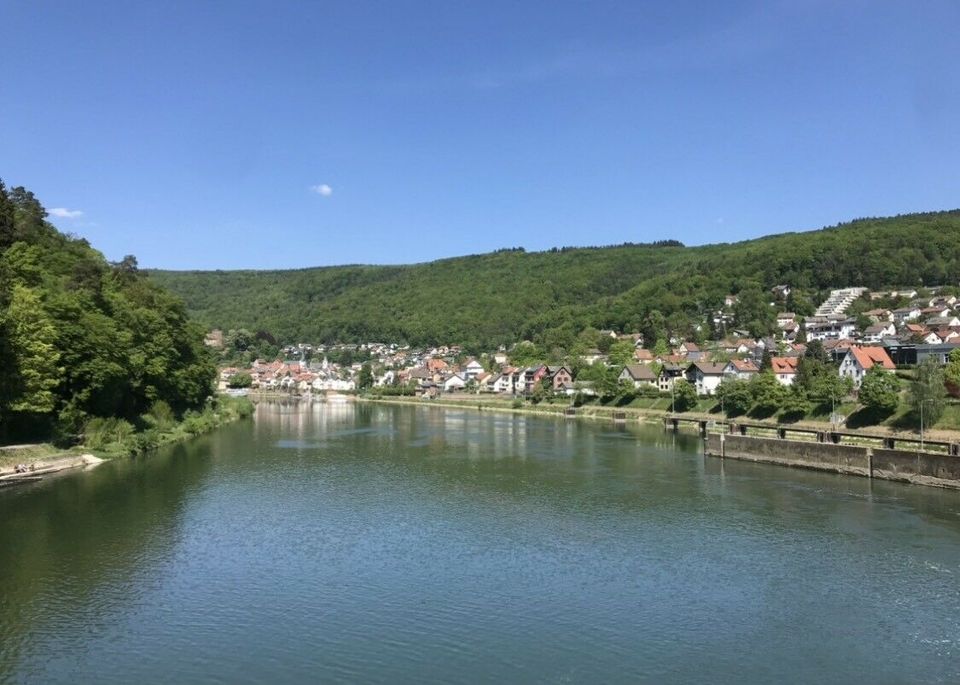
[622,365,656,381]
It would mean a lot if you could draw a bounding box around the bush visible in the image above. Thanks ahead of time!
[511,398,523,409]
[671,380,698,412]
[84,417,135,449]
[142,400,176,431]
[858,368,900,415]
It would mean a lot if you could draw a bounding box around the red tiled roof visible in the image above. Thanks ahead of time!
[849,346,895,370]
[770,357,799,374]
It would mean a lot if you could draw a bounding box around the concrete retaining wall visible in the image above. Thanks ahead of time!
[705,433,960,489]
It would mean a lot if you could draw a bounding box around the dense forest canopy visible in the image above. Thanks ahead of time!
[150,210,960,352]
[0,180,215,441]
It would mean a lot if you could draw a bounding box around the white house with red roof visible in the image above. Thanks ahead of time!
[770,357,799,386]
[839,346,896,388]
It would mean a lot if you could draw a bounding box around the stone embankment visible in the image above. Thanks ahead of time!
[705,433,960,489]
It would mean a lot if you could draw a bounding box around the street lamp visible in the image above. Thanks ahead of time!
[920,398,933,452]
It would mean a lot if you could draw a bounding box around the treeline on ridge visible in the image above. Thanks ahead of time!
[149,210,960,353]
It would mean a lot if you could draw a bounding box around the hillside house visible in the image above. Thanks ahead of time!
[862,322,896,343]
[618,364,657,389]
[443,374,467,392]
[770,357,799,386]
[544,365,574,391]
[463,359,485,379]
[685,362,726,396]
[839,346,895,388]
[892,307,922,324]
[658,363,685,392]
[723,359,760,380]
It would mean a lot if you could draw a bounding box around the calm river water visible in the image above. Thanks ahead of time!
[2,401,960,684]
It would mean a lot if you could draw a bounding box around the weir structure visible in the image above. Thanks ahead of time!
[663,414,960,489]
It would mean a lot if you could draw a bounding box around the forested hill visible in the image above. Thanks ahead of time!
[0,181,214,441]
[149,210,960,351]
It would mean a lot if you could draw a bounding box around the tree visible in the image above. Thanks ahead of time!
[716,378,752,416]
[358,363,374,390]
[944,348,960,398]
[910,357,945,428]
[749,372,785,415]
[803,339,830,364]
[781,387,812,419]
[858,368,899,415]
[607,340,635,366]
[672,379,698,412]
[0,180,16,250]
[1,284,63,415]
[227,372,253,389]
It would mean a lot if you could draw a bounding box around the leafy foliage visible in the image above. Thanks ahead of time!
[0,180,215,441]
[671,379,699,412]
[150,210,960,351]
[909,357,946,428]
[858,368,900,415]
[716,378,752,416]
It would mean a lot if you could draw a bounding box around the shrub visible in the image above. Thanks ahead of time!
[671,380,698,412]
[84,417,135,449]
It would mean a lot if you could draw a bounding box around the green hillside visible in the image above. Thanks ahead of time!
[0,181,214,441]
[149,211,960,351]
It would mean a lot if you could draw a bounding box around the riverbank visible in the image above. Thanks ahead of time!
[0,396,255,477]
[0,453,104,486]
[363,393,960,443]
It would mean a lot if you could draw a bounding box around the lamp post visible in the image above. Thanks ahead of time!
[671,373,676,414]
[920,398,932,452]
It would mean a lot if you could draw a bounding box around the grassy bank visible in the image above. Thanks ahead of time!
[0,396,254,473]
[363,393,960,441]
[82,395,255,459]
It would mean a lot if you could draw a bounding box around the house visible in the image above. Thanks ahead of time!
[921,307,951,320]
[426,358,449,373]
[633,348,654,364]
[771,284,792,299]
[776,312,797,328]
[862,322,896,343]
[770,357,799,386]
[492,373,514,394]
[925,316,960,328]
[618,364,657,389]
[685,362,726,396]
[521,365,549,393]
[581,348,604,365]
[892,307,922,324]
[839,346,895,388]
[865,308,893,323]
[443,374,467,392]
[544,365,574,391]
[463,359,485,379]
[677,341,700,356]
[658,363,685,392]
[805,317,856,342]
[723,359,760,380]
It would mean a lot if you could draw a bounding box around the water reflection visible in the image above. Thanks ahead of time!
[1,403,959,684]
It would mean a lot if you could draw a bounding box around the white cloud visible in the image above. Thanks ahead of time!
[310,184,333,197]
[49,207,84,219]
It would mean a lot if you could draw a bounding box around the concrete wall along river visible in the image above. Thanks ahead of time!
[705,433,960,489]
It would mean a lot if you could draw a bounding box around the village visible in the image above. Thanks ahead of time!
[209,285,960,411]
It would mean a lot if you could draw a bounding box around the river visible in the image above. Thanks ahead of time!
[2,401,959,683]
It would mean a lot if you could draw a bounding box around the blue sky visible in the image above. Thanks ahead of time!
[2,1,959,269]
